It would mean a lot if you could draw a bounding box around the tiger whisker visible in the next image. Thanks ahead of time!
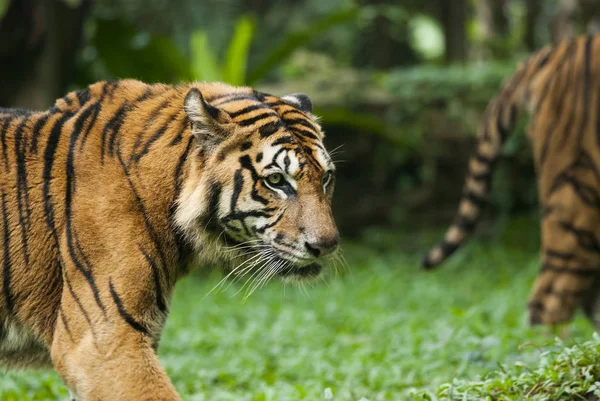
[205,251,266,296]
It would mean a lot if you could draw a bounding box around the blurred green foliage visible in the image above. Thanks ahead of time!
[5,0,589,225]
[190,15,255,84]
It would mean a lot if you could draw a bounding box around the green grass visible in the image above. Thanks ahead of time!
[1,218,598,400]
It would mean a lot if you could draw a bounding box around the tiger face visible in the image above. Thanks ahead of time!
[176,86,339,281]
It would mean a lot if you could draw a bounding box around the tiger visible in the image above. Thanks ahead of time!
[422,34,600,330]
[0,79,339,400]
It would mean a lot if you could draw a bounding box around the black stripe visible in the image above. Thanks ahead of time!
[463,191,486,208]
[291,126,320,141]
[221,208,276,224]
[76,89,90,106]
[285,118,317,132]
[239,155,270,204]
[272,136,294,146]
[545,250,575,261]
[102,102,129,161]
[560,221,600,254]
[58,307,74,342]
[43,111,75,243]
[541,263,598,277]
[453,215,477,232]
[64,274,97,337]
[133,116,176,162]
[495,104,509,142]
[30,114,51,154]
[106,81,119,101]
[231,169,244,213]
[474,152,493,165]
[254,212,284,234]
[301,145,323,171]
[211,94,256,106]
[237,112,279,127]
[109,279,149,335]
[172,136,194,203]
[230,169,251,235]
[439,240,459,256]
[252,90,266,102]
[14,118,31,264]
[1,191,13,314]
[540,43,577,167]
[170,136,195,268]
[115,143,171,280]
[65,104,107,314]
[79,88,108,151]
[139,246,167,313]
[259,121,285,138]
[264,148,287,170]
[79,83,108,151]
[203,181,222,234]
[135,87,153,103]
[229,104,271,119]
[168,119,188,147]
[0,117,14,171]
[554,174,600,210]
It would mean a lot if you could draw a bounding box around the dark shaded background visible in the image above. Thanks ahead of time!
[2,0,598,244]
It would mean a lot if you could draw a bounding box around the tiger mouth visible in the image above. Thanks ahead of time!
[277,262,322,278]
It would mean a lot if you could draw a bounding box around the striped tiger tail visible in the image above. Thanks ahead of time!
[421,43,559,269]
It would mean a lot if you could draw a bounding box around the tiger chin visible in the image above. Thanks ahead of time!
[0,79,339,400]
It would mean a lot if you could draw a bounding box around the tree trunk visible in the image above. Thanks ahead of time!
[477,0,509,39]
[440,0,468,63]
[0,0,91,110]
[525,0,542,50]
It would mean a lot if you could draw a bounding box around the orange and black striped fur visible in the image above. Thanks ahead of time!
[0,79,339,400]
[423,35,600,328]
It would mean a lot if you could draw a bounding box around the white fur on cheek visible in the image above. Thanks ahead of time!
[314,146,333,170]
[174,179,208,240]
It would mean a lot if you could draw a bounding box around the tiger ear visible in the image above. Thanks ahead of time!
[282,93,312,113]
[184,88,231,140]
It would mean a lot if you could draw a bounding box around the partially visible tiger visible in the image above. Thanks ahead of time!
[0,79,339,400]
[423,35,600,329]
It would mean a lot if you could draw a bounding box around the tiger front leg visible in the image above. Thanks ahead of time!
[52,326,179,401]
[50,234,179,401]
[51,275,179,401]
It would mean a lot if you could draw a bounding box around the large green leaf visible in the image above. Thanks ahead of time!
[92,18,192,83]
[247,7,359,84]
[222,15,255,86]
[190,30,222,82]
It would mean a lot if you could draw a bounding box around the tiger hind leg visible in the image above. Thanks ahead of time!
[528,206,600,326]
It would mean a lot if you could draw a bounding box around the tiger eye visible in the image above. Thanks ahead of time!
[267,173,284,186]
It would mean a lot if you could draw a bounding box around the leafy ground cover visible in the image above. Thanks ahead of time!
[1,218,598,400]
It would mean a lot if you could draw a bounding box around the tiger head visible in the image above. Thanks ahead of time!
[175,84,339,282]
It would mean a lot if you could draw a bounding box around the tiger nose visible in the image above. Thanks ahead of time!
[304,236,339,258]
